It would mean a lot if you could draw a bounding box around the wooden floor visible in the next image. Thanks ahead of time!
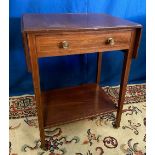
[42,84,117,128]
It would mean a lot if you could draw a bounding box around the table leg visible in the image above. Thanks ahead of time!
[96,52,102,84]
[115,50,132,128]
[27,34,46,149]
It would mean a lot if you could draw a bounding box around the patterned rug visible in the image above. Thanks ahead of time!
[9,84,146,155]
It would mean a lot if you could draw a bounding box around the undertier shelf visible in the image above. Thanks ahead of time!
[42,84,117,128]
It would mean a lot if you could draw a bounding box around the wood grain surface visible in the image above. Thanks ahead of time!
[22,13,141,32]
[35,30,132,57]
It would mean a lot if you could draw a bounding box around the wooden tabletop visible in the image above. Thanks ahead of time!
[22,13,142,32]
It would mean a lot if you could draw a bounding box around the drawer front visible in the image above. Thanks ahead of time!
[35,30,132,57]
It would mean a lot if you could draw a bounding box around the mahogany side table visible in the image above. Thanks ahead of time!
[22,13,142,148]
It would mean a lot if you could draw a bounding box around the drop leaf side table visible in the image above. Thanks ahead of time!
[22,13,142,149]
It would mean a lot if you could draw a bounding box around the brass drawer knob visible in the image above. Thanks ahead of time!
[61,41,69,49]
[107,38,115,46]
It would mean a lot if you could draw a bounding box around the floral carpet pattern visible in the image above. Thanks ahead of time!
[9,84,146,155]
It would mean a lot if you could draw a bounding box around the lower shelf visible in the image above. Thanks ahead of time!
[42,84,117,128]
